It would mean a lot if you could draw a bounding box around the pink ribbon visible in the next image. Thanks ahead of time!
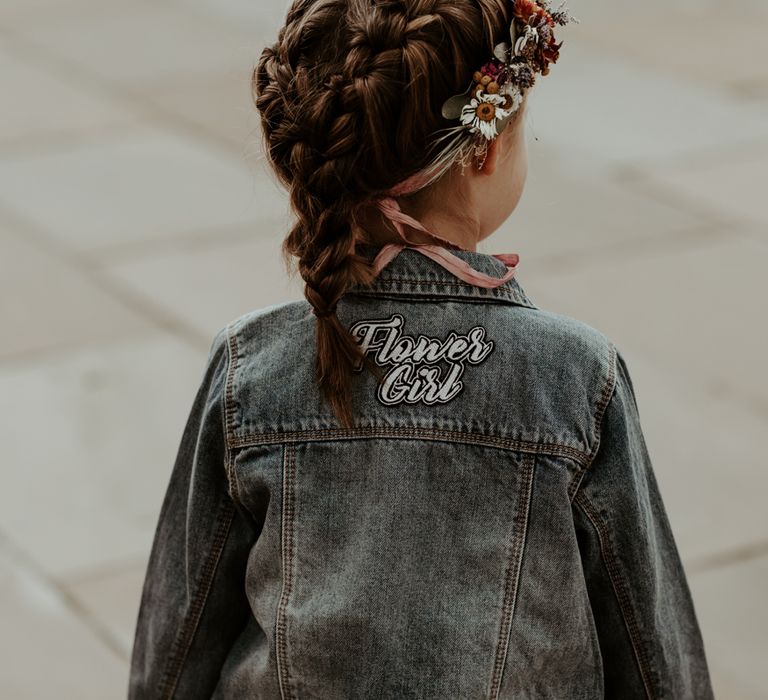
[371,196,520,289]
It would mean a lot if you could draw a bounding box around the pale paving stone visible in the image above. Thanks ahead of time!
[141,68,263,153]
[0,223,152,360]
[572,0,763,10]
[485,140,711,261]
[632,141,768,228]
[520,234,768,417]
[526,43,768,170]
[166,0,286,42]
[7,3,258,89]
[0,333,212,579]
[0,0,102,20]
[63,560,148,658]
[734,80,768,100]
[0,125,290,250]
[573,5,768,89]
[690,556,768,699]
[0,0,64,14]
[0,541,126,700]
[0,44,141,149]
[105,233,303,340]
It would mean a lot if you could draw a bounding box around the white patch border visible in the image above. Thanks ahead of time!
[349,313,496,407]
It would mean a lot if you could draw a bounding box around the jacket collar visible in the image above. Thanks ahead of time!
[348,243,538,309]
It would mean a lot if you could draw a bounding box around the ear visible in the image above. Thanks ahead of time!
[480,134,502,175]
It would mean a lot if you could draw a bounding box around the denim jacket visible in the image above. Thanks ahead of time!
[128,244,713,699]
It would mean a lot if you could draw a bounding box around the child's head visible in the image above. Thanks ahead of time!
[357,91,531,251]
[253,0,531,426]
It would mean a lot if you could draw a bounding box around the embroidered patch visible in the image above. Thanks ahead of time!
[349,314,494,406]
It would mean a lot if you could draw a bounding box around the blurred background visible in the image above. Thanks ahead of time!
[0,0,766,697]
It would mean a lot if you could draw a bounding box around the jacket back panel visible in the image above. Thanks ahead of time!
[217,288,612,698]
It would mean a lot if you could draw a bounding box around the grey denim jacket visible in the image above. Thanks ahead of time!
[128,244,713,700]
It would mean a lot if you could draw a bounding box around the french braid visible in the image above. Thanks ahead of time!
[253,0,511,428]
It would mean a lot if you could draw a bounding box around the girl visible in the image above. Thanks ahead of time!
[129,1,714,698]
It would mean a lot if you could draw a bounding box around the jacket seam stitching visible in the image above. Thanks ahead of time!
[156,497,236,700]
[275,443,297,700]
[573,490,657,699]
[350,283,535,307]
[364,277,512,290]
[489,453,536,699]
[224,327,241,501]
[568,342,618,502]
[228,427,589,465]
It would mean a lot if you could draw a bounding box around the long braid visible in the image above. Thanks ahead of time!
[253,0,510,428]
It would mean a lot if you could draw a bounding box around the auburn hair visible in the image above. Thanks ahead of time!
[253,0,514,428]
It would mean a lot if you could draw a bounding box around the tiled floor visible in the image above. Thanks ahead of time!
[0,1,765,697]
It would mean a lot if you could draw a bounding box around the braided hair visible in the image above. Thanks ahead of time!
[253,0,512,428]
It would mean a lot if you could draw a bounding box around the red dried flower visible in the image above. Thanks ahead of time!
[480,59,504,78]
[541,39,563,66]
[514,0,554,27]
[513,0,538,22]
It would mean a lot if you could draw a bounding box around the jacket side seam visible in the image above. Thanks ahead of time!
[156,497,236,700]
[573,490,656,699]
[489,453,536,700]
[568,342,618,502]
[275,443,297,700]
[230,428,589,466]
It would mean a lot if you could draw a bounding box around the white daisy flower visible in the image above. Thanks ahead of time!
[460,92,511,140]
[500,82,524,114]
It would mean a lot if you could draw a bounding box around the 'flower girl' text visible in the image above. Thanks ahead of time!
[349,314,494,406]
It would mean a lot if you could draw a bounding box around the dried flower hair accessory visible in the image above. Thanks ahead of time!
[441,0,578,166]
[363,1,578,291]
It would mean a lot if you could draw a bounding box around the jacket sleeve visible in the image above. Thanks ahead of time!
[572,348,714,699]
[128,326,258,700]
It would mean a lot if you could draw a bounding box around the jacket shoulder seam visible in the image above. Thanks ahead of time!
[593,341,620,462]
[568,341,618,501]
[223,322,242,501]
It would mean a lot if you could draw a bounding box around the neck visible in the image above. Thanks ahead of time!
[356,193,481,252]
